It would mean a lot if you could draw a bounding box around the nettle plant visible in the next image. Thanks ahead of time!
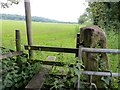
[43,57,86,89]
[1,48,42,90]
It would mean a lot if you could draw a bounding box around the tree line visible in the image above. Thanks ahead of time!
[1,14,77,24]
[1,14,60,23]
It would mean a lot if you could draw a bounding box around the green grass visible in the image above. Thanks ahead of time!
[2,20,79,48]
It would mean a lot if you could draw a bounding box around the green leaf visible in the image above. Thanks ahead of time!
[101,76,110,85]
[76,63,81,70]
[74,67,80,78]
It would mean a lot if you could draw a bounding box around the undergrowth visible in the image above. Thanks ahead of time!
[1,48,42,90]
[1,20,119,89]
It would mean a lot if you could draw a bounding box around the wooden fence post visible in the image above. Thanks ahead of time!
[15,30,21,51]
[24,0,33,59]
[75,33,80,57]
[15,30,21,65]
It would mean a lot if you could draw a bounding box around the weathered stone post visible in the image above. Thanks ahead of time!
[80,25,109,88]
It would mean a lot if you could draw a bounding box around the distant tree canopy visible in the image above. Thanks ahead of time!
[0,14,61,23]
[78,11,92,24]
[0,0,21,8]
[78,13,88,24]
[1,14,77,24]
[87,2,120,32]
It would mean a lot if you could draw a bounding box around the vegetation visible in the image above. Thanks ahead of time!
[1,14,77,24]
[78,12,91,24]
[1,48,42,90]
[1,14,62,23]
[1,20,81,89]
[1,19,119,89]
[1,1,119,90]
[1,20,79,49]
[87,2,120,32]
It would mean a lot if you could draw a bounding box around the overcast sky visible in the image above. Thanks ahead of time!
[1,0,88,22]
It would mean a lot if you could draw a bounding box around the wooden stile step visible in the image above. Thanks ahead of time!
[25,68,50,90]
[25,56,56,90]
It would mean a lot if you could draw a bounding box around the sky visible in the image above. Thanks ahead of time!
[1,0,88,22]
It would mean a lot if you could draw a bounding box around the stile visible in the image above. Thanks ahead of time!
[24,25,120,89]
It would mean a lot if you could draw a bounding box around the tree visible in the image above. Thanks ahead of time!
[0,0,21,8]
[87,2,120,32]
[78,12,89,24]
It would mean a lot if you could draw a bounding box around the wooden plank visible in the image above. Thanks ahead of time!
[24,45,120,54]
[25,68,51,90]
[25,56,56,90]
[24,45,78,53]
[81,71,120,77]
[28,59,85,69]
[32,60,73,67]
[0,51,23,59]
[0,47,28,56]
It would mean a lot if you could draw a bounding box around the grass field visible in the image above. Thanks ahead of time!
[2,20,80,48]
